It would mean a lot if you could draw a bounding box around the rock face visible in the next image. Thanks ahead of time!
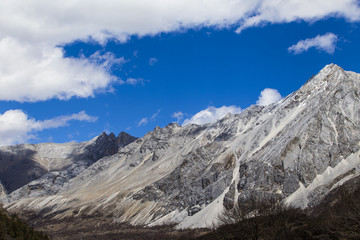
[3,64,360,229]
[116,132,138,148]
[0,181,7,203]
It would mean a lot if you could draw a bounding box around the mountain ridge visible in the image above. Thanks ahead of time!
[2,63,360,231]
[0,131,137,202]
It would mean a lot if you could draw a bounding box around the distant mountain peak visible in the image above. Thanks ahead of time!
[116,131,138,148]
[320,63,346,76]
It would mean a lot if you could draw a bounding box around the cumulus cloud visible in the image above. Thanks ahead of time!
[256,88,282,106]
[0,0,359,102]
[0,110,97,146]
[183,106,241,126]
[0,39,125,102]
[172,111,184,123]
[288,33,338,54]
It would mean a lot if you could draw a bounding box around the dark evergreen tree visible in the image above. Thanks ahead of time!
[0,207,50,240]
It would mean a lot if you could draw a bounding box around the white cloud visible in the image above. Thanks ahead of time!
[138,118,148,127]
[256,88,282,106]
[151,110,161,120]
[149,58,158,66]
[182,89,282,127]
[137,110,161,127]
[288,33,338,54]
[172,111,184,122]
[37,111,98,129]
[0,110,97,146]
[0,38,119,102]
[121,78,144,86]
[236,0,360,33]
[183,105,241,126]
[1,0,357,44]
[0,1,359,102]
[89,51,128,69]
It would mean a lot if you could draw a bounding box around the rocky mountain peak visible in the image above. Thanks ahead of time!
[283,64,357,110]
[303,64,346,89]
[108,132,116,139]
[86,131,137,160]
[317,63,344,76]
[116,131,138,148]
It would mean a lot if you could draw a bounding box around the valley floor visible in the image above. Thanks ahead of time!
[30,216,208,240]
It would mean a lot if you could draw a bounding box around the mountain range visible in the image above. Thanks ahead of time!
[1,64,360,235]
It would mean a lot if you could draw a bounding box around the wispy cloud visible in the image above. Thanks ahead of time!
[149,57,158,66]
[121,78,144,86]
[183,105,241,126]
[0,110,97,146]
[172,111,184,123]
[89,51,128,70]
[68,130,80,140]
[37,111,97,129]
[137,117,148,127]
[151,110,161,120]
[288,33,338,54]
[137,109,161,127]
[256,88,282,106]
[133,50,139,58]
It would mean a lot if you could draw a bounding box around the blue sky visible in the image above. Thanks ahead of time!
[0,1,360,146]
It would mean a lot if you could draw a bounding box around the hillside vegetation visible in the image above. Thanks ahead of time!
[0,207,50,240]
